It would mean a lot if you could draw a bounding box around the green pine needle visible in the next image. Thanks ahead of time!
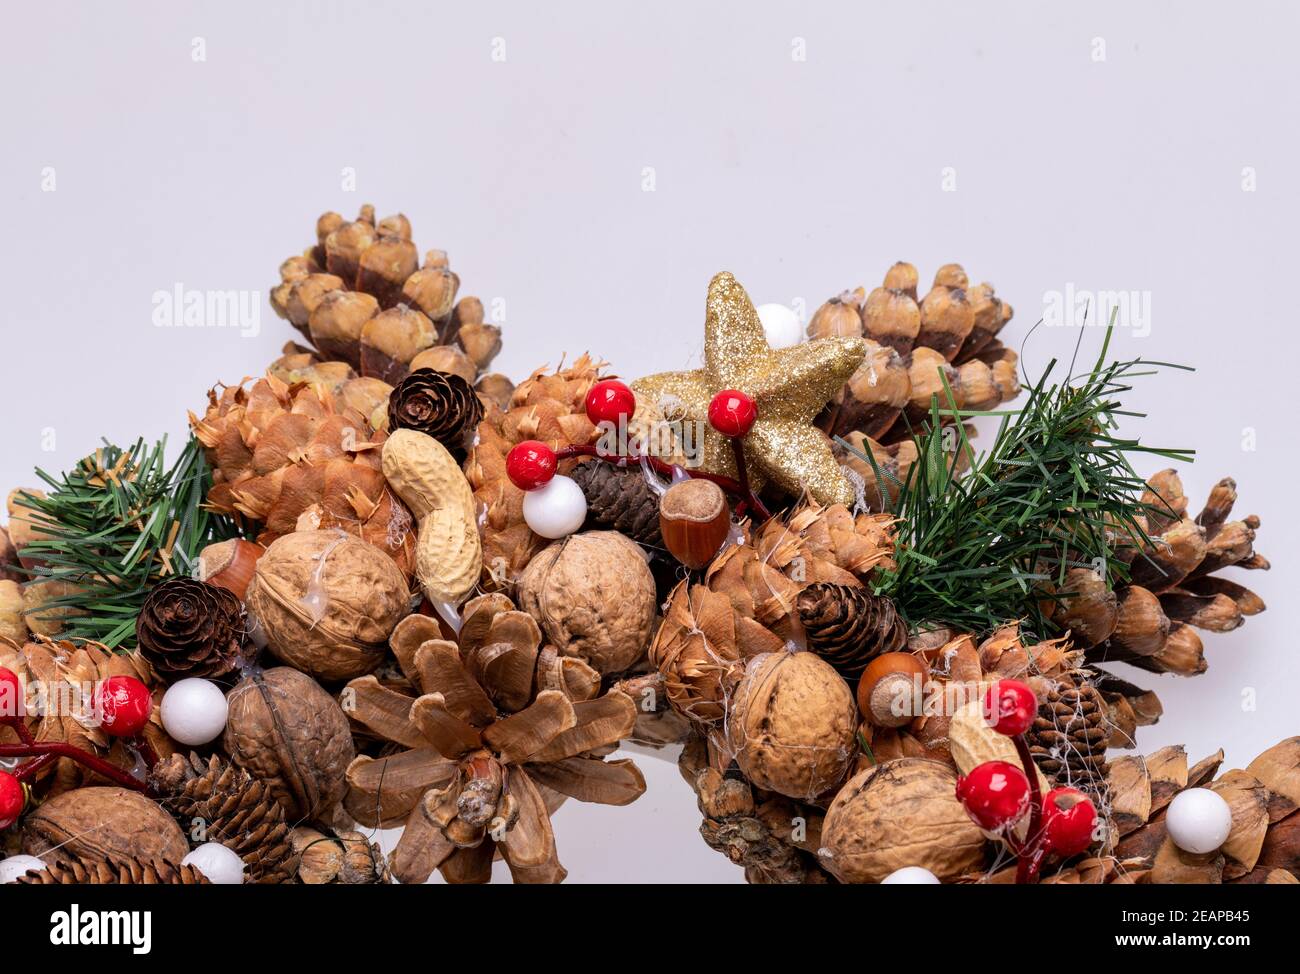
[11,436,240,647]
[839,323,1193,639]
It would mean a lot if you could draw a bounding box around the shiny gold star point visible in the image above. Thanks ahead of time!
[633,272,866,507]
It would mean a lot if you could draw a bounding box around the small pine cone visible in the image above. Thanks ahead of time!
[1027,671,1111,800]
[570,461,664,548]
[796,583,907,680]
[150,752,297,884]
[18,853,209,884]
[387,368,484,459]
[135,578,248,681]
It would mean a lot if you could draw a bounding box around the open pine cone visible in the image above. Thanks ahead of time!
[0,636,174,800]
[269,204,508,402]
[342,595,646,884]
[189,369,417,574]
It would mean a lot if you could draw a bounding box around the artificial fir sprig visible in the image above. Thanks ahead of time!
[842,325,1194,637]
[12,436,239,647]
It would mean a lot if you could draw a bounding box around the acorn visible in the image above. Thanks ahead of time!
[198,539,266,602]
[658,479,731,570]
[856,652,929,728]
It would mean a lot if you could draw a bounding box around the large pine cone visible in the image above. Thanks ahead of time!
[1027,670,1111,801]
[796,583,906,680]
[570,461,664,548]
[387,368,484,459]
[150,752,297,884]
[17,853,209,884]
[135,578,247,681]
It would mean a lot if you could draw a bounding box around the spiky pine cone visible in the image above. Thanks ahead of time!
[570,461,664,548]
[796,583,907,680]
[1027,670,1111,802]
[17,853,209,884]
[387,368,484,460]
[135,578,248,682]
[269,204,506,395]
[149,752,296,884]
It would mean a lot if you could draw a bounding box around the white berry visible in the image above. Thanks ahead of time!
[880,865,940,884]
[160,678,229,746]
[0,855,46,883]
[522,474,588,539]
[182,842,245,884]
[756,302,804,349]
[1166,787,1233,854]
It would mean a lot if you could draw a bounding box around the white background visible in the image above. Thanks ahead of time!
[1,2,1295,882]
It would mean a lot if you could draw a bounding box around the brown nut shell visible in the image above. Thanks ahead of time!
[659,479,731,570]
[516,531,656,675]
[727,650,858,800]
[23,786,189,868]
[818,758,986,883]
[223,666,355,821]
[245,530,410,682]
[857,652,928,728]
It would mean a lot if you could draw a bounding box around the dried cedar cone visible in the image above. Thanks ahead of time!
[1027,670,1111,801]
[570,461,664,548]
[150,751,297,884]
[135,577,248,681]
[16,853,210,885]
[796,583,906,680]
[387,368,484,459]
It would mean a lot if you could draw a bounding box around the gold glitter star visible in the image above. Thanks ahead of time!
[633,272,866,507]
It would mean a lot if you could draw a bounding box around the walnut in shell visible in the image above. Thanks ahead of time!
[22,786,188,868]
[726,651,858,800]
[516,531,656,676]
[223,667,356,821]
[246,529,411,682]
[817,758,987,883]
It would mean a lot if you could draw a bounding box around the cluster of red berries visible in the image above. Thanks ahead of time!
[955,679,1099,866]
[0,665,153,830]
[505,380,761,492]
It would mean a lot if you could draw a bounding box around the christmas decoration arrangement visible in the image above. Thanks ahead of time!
[0,205,1284,886]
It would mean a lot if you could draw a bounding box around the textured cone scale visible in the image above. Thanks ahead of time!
[16,853,210,885]
[269,204,506,397]
[150,752,297,884]
[1026,670,1111,803]
[796,583,907,680]
[814,262,1019,448]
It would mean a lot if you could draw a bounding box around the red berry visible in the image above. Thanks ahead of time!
[955,760,1031,832]
[0,771,23,829]
[96,675,152,738]
[585,380,637,428]
[984,679,1037,737]
[707,389,757,439]
[1041,787,1099,856]
[505,440,558,491]
[0,666,23,720]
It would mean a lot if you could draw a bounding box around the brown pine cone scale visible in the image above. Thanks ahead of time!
[796,583,906,680]
[135,577,248,681]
